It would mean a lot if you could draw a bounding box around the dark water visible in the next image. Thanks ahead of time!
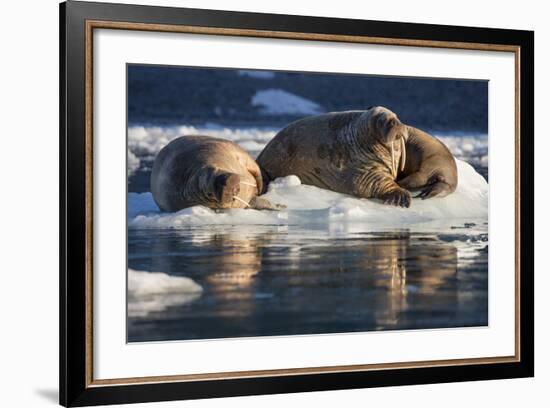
[127,224,488,342]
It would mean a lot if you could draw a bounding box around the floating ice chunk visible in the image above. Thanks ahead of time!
[129,269,203,296]
[261,158,487,224]
[128,269,203,317]
[436,134,488,162]
[481,155,489,166]
[127,150,140,176]
[251,89,322,115]
[129,204,288,228]
[237,70,275,79]
[127,125,277,160]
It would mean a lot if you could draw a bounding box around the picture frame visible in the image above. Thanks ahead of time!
[60,0,534,406]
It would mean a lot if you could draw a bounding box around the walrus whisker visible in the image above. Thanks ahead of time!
[232,195,251,208]
[400,136,406,172]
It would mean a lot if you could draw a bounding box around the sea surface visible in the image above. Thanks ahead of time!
[128,223,487,342]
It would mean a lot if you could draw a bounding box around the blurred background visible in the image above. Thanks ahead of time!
[128,65,488,133]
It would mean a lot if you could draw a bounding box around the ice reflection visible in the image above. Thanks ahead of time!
[127,224,487,342]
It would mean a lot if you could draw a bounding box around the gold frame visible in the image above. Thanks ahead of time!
[84,20,521,388]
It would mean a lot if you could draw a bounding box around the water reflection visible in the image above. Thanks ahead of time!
[127,225,486,342]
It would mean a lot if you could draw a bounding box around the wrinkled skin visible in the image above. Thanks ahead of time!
[396,126,457,200]
[151,136,284,212]
[257,106,457,208]
[257,107,413,207]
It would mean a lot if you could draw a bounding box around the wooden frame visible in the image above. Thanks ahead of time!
[60,1,534,406]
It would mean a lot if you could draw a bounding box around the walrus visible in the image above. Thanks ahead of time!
[396,125,457,200]
[151,136,283,212]
[256,106,457,208]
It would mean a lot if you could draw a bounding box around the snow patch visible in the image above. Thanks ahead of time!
[127,150,140,176]
[238,70,275,79]
[129,205,288,228]
[127,125,277,161]
[251,89,322,115]
[268,175,302,188]
[437,134,487,161]
[128,269,203,317]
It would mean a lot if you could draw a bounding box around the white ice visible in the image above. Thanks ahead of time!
[128,269,203,317]
[128,124,277,161]
[251,89,322,115]
[237,70,276,79]
[129,203,289,228]
[127,124,487,229]
[129,159,487,229]
[127,150,140,176]
[127,124,487,164]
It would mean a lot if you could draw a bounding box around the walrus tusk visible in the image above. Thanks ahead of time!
[400,136,406,172]
[391,141,396,176]
[232,182,256,208]
[233,195,251,207]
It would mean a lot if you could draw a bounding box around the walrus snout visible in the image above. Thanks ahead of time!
[214,173,241,207]
[368,107,407,144]
[387,117,398,129]
[383,117,409,143]
[370,110,408,175]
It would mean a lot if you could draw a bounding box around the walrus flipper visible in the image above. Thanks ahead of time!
[397,172,429,192]
[380,188,412,208]
[416,181,453,199]
[354,170,411,208]
[249,196,287,211]
[399,172,453,199]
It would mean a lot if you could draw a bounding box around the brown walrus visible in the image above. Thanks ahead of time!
[396,126,457,199]
[257,106,457,208]
[151,136,283,212]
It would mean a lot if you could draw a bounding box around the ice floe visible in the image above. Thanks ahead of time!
[128,269,203,317]
[128,159,487,229]
[127,150,140,176]
[128,124,277,160]
[237,70,276,79]
[251,89,322,115]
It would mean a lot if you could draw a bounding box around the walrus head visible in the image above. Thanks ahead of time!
[367,106,408,144]
[366,106,408,174]
[206,171,259,209]
[212,173,241,208]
